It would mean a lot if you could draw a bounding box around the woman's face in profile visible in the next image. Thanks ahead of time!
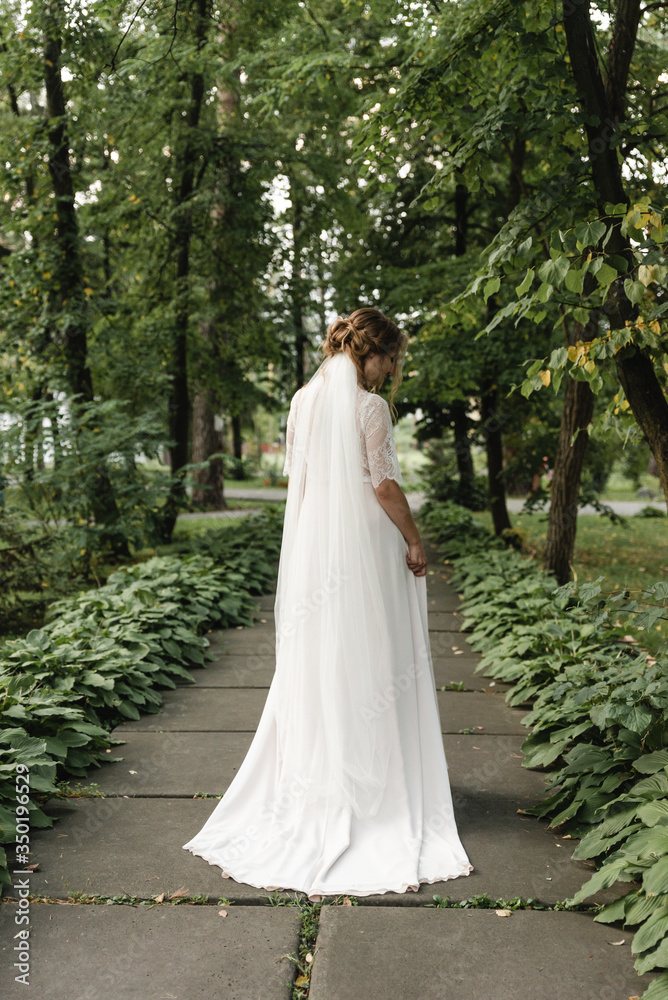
[362,345,398,388]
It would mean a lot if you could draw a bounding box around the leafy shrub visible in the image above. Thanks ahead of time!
[419,499,503,559]
[419,439,488,511]
[0,508,284,885]
[0,510,71,633]
[422,501,668,996]
[635,505,666,519]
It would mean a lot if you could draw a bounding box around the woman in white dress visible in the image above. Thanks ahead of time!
[183,308,473,901]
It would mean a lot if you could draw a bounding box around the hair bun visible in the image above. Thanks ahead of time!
[327,317,356,347]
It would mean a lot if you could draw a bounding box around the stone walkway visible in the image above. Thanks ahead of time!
[1,543,657,998]
[179,488,667,521]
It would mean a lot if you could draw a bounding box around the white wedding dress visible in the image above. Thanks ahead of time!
[183,352,473,900]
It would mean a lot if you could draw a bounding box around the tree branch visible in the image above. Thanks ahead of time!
[605,0,642,123]
[107,0,151,73]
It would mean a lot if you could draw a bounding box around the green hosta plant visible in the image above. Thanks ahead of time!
[422,501,668,999]
[0,509,284,886]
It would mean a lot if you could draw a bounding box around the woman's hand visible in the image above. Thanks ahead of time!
[406,539,428,577]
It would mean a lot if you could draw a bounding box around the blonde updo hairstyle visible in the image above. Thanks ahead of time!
[322,307,408,419]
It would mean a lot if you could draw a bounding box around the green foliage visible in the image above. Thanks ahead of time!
[419,499,503,560]
[0,508,284,886]
[636,506,667,519]
[419,439,488,511]
[423,500,668,994]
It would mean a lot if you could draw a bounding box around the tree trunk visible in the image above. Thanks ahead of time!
[232,414,243,467]
[290,178,307,389]
[480,385,512,535]
[161,0,209,540]
[189,38,240,511]
[42,0,127,555]
[544,317,597,584]
[451,401,475,502]
[191,389,225,508]
[562,0,668,502]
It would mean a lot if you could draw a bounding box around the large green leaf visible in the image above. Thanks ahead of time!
[644,856,668,896]
[624,892,668,926]
[634,752,668,775]
[631,906,668,955]
[638,971,668,1000]
[635,934,668,975]
[638,802,668,828]
[568,858,628,904]
[537,256,570,287]
[574,220,607,248]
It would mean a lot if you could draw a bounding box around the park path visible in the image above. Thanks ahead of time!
[1,543,657,999]
[180,487,667,519]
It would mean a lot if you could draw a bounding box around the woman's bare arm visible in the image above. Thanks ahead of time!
[374,478,428,576]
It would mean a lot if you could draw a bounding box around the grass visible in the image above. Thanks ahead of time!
[475,509,668,593]
[598,469,663,503]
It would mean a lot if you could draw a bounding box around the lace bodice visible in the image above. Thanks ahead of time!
[283,385,403,489]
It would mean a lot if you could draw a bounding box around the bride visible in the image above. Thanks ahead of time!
[183,307,473,901]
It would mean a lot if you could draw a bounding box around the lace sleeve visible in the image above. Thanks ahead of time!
[361,394,403,489]
[283,391,299,476]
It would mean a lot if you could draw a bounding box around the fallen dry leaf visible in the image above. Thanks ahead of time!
[342,896,352,906]
[295,975,309,988]
[24,863,40,872]
[218,909,228,917]
[495,909,512,917]
[154,893,165,903]
[168,886,189,900]
[305,952,313,964]
[609,939,626,946]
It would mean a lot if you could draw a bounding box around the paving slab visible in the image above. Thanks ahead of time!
[114,688,267,733]
[7,795,631,907]
[253,597,464,632]
[7,798,296,903]
[113,688,526,736]
[91,732,541,799]
[179,656,278,688]
[253,606,464,631]
[428,612,468,631]
[94,731,253,796]
[0,899,301,1000]
[177,656,509,693]
[436,691,528,734]
[209,628,277,656]
[307,907,655,1000]
[432,658,511,693]
[426,595,461,612]
[429,631,476,656]
[207,625,475,658]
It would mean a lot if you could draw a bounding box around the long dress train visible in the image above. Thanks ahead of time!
[183,353,473,900]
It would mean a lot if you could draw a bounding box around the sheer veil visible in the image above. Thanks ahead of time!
[273,351,399,821]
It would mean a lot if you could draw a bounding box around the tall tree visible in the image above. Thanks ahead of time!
[562,0,668,499]
[42,0,127,554]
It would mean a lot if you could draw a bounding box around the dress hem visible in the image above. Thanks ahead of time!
[183,843,474,903]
